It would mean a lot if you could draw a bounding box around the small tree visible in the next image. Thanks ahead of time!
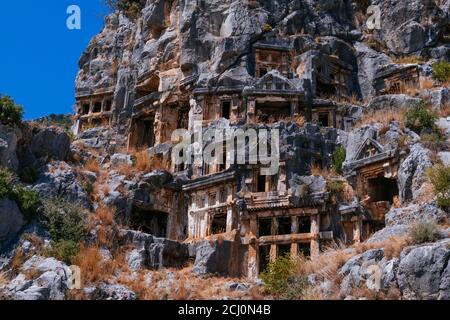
[427,165,450,208]
[432,61,450,83]
[0,95,24,126]
[405,102,437,134]
[41,198,87,244]
[409,221,440,244]
[260,254,309,299]
[331,146,346,174]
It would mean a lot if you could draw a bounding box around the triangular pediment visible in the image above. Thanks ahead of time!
[355,138,384,160]
[254,71,297,91]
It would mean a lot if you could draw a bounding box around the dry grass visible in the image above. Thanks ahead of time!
[392,55,423,64]
[310,164,339,180]
[420,77,435,90]
[357,107,406,131]
[95,204,115,226]
[294,114,306,127]
[117,164,134,178]
[383,236,410,260]
[10,248,26,273]
[398,81,419,96]
[84,158,100,174]
[440,102,450,117]
[0,272,8,285]
[132,150,164,173]
[74,245,114,285]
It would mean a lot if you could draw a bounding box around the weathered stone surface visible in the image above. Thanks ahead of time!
[193,240,235,276]
[33,161,89,206]
[0,199,24,246]
[397,239,450,300]
[367,95,422,111]
[0,124,20,171]
[397,144,432,203]
[366,225,410,244]
[385,202,448,227]
[147,238,189,270]
[6,256,70,300]
[90,283,137,300]
[30,127,70,161]
[110,153,132,167]
[373,0,447,54]
[354,42,392,100]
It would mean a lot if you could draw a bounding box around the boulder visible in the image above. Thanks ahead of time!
[147,238,189,270]
[397,239,450,300]
[354,42,392,100]
[0,199,24,247]
[385,202,448,227]
[430,88,450,111]
[397,144,432,203]
[193,240,236,276]
[33,161,89,207]
[367,95,422,111]
[7,256,70,300]
[366,225,410,244]
[90,283,137,300]
[110,153,132,167]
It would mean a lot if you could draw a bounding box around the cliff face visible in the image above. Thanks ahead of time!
[0,0,449,301]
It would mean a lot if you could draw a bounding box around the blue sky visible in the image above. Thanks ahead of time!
[0,1,110,119]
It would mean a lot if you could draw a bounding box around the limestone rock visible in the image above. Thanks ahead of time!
[30,127,70,161]
[33,161,89,207]
[90,283,137,301]
[397,239,450,300]
[0,199,24,247]
[193,240,236,276]
[397,144,432,203]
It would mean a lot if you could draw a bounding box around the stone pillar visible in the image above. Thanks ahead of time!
[290,216,298,257]
[230,95,239,123]
[247,98,256,123]
[291,100,299,116]
[353,217,362,244]
[247,214,258,279]
[270,217,278,262]
[310,214,320,258]
[226,206,234,233]
[189,97,204,131]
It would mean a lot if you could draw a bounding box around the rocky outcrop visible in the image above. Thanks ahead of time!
[89,283,137,301]
[33,161,89,207]
[29,127,71,161]
[373,0,448,54]
[354,42,392,100]
[193,240,237,276]
[0,199,24,248]
[385,202,448,227]
[0,124,21,171]
[397,144,433,203]
[397,239,450,300]
[1,256,70,300]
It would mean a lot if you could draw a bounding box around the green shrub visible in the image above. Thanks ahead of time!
[260,254,309,299]
[42,240,80,265]
[12,185,41,221]
[427,165,450,208]
[432,61,450,83]
[0,168,14,198]
[405,102,437,134]
[0,167,40,221]
[331,146,346,174]
[409,221,441,244]
[19,165,40,184]
[421,132,446,153]
[0,95,23,126]
[41,198,88,244]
